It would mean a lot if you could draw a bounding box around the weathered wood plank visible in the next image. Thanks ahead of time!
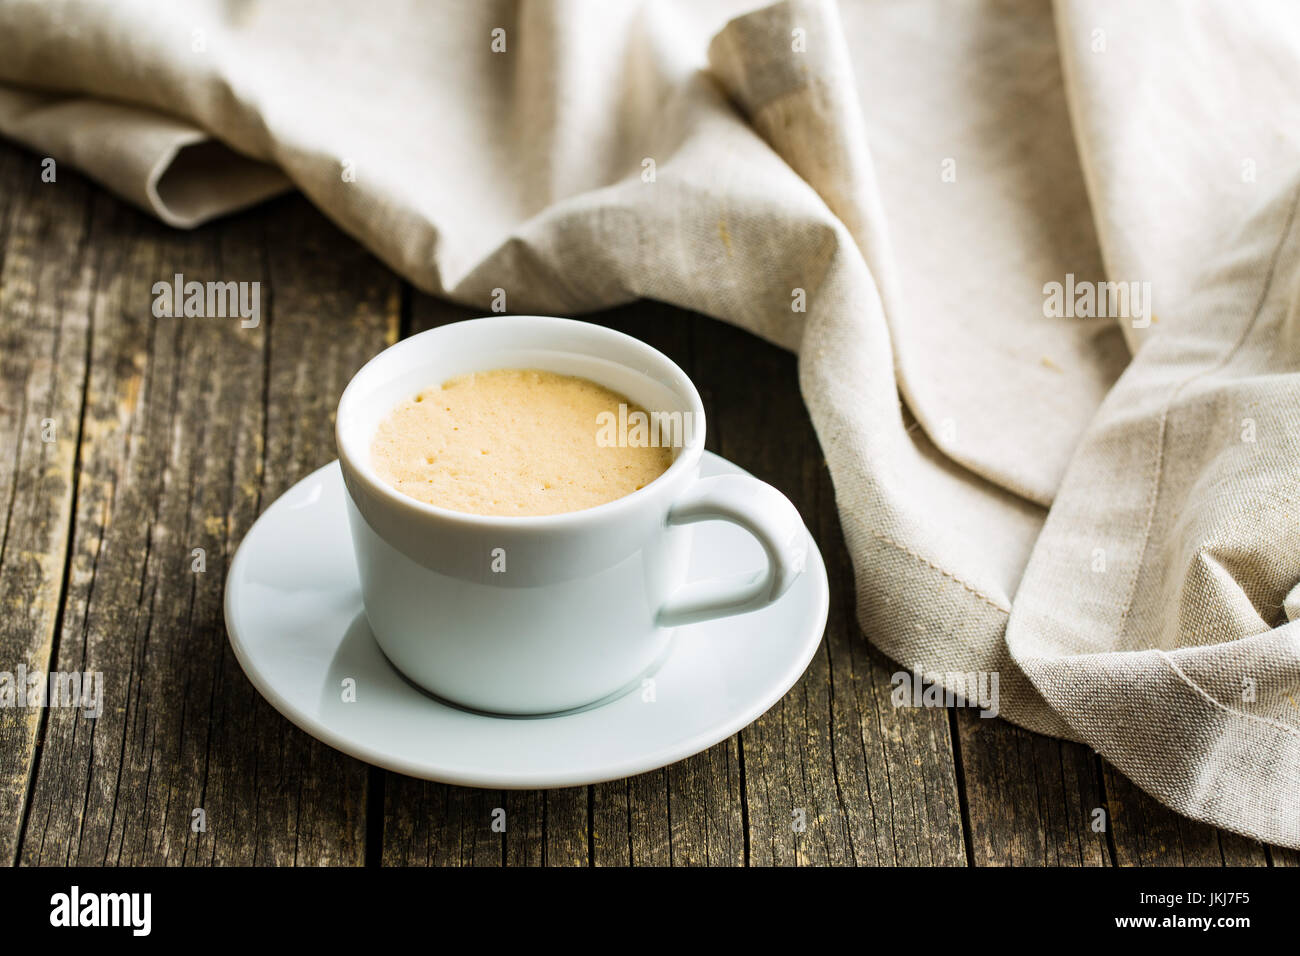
[197,196,393,865]
[845,642,968,865]
[20,190,258,864]
[0,146,95,865]
[696,315,837,867]
[954,712,1109,866]
[508,788,588,866]
[381,779,504,866]
[1269,846,1300,867]
[1102,764,1270,867]
[592,770,671,866]
[659,742,746,866]
[693,314,966,866]
[18,193,386,864]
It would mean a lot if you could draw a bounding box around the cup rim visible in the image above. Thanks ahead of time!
[335,315,707,530]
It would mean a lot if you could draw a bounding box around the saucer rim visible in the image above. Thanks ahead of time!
[224,454,830,789]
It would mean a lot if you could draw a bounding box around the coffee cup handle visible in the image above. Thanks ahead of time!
[657,474,808,628]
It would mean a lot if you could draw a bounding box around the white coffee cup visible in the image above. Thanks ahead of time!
[335,315,808,714]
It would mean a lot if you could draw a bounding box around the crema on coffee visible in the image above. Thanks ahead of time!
[370,368,673,516]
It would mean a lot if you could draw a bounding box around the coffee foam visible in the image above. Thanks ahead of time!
[369,368,674,516]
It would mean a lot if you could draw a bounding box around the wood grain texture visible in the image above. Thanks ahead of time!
[1269,846,1300,867]
[381,778,506,867]
[0,140,1292,866]
[15,187,388,864]
[201,196,393,865]
[1103,764,1271,867]
[0,152,94,865]
[691,313,966,866]
[591,770,671,866]
[954,712,1110,866]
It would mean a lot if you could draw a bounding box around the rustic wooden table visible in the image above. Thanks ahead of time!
[0,141,1293,867]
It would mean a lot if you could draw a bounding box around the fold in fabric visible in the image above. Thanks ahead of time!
[1,0,1297,846]
[0,89,289,226]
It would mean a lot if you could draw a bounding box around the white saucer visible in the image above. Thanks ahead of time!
[224,454,829,788]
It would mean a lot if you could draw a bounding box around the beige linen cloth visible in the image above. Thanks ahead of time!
[3,0,1299,847]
